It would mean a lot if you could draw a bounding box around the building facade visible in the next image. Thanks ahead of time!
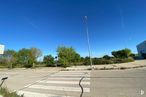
[137,40,146,58]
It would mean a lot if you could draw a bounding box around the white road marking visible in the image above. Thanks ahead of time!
[18,71,91,97]
[37,80,90,85]
[60,71,90,73]
[24,84,32,88]
[29,85,90,92]
[51,74,90,77]
[46,77,90,80]
[140,89,144,95]
[17,91,73,97]
[56,73,90,75]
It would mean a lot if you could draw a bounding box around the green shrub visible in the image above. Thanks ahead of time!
[101,59,114,64]
[0,87,23,97]
[24,64,32,68]
[111,57,134,63]
[93,58,114,65]
[92,57,134,65]
[83,60,90,65]
[123,57,134,62]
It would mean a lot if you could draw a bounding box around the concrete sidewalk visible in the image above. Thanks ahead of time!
[65,60,146,71]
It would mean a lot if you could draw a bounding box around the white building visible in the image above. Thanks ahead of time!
[137,40,146,57]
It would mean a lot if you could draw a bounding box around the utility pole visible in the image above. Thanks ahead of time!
[55,56,58,67]
[84,16,93,68]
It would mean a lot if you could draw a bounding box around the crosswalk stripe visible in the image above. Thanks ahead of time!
[29,85,90,92]
[60,71,90,72]
[46,77,90,80]
[51,74,90,77]
[37,80,90,85]
[56,73,90,75]
[17,91,73,97]
[60,71,90,74]
[17,71,91,97]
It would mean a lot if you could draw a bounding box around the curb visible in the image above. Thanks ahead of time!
[64,65,146,71]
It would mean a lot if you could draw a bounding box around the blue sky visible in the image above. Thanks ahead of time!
[0,0,146,57]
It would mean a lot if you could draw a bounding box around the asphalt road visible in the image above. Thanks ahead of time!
[0,67,146,97]
[0,68,61,91]
[91,67,146,97]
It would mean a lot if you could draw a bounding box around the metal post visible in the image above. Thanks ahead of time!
[0,77,8,87]
[84,16,93,68]
[55,56,58,67]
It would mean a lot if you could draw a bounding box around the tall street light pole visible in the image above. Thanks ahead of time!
[84,16,93,68]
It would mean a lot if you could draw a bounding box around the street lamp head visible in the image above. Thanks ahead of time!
[84,16,88,19]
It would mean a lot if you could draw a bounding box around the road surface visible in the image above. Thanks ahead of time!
[0,67,146,97]
[91,67,146,97]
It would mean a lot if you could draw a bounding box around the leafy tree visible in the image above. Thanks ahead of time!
[112,48,132,58]
[123,48,131,57]
[80,57,84,62]
[0,56,7,65]
[17,48,42,68]
[73,53,81,65]
[30,48,42,67]
[17,48,31,67]
[129,53,136,58]
[43,54,55,67]
[103,55,111,59]
[57,46,80,67]
[83,56,90,65]
[3,50,17,68]
[30,48,42,62]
